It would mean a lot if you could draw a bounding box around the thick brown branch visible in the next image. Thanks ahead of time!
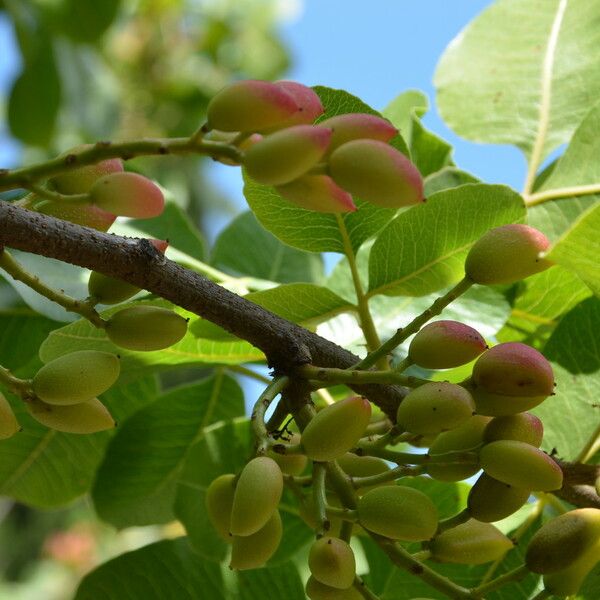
[0,201,405,417]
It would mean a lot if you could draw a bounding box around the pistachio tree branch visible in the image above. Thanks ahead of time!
[0,202,407,417]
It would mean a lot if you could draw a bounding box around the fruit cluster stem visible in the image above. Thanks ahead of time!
[297,364,429,387]
[251,375,289,454]
[0,249,105,328]
[354,277,473,371]
[470,564,530,597]
[0,364,32,397]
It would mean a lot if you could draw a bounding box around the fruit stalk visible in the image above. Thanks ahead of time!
[251,375,290,454]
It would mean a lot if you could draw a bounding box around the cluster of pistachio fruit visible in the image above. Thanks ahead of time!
[205,222,600,598]
[205,79,424,211]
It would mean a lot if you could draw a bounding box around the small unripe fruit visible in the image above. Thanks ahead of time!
[328,139,424,208]
[309,537,356,589]
[305,576,363,600]
[276,175,356,213]
[471,388,547,416]
[396,382,475,435]
[336,453,391,492]
[268,434,308,476]
[357,486,438,541]
[88,239,169,305]
[205,474,236,542]
[468,473,530,522]
[465,224,552,285]
[430,519,513,564]
[36,200,116,232]
[318,113,398,155]
[483,412,543,447]
[229,510,282,570]
[51,146,123,194]
[105,306,188,351]
[301,397,371,462]
[89,172,164,218]
[0,392,20,439]
[525,509,600,573]
[244,125,332,185]
[274,81,324,126]
[480,440,563,491]
[33,351,120,405]
[472,342,554,397]
[27,397,115,433]
[207,80,299,132]
[230,456,283,536]
[427,415,490,482]
[409,320,487,370]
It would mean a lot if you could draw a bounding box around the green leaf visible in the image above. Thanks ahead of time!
[8,40,60,147]
[0,251,88,322]
[534,297,600,459]
[538,99,600,191]
[0,378,157,507]
[500,265,592,347]
[435,0,600,162]
[128,202,206,260]
[383,89,428,141]
[60,0,121,44]
[0,311,57,373]
[211,211,324,283]
[76,537,305,600]
[424,167,479,197]
[244,86,404,254]
[546,203,600,295]
[93,373,244,528]
[528,196,599,242]
[383,89,454,178]
[368,184,526,297]
[39,300,264,378]
[75,538,226,600]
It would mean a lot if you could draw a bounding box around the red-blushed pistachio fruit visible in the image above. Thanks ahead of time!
[229,510,282,570]
[483,412,544,447]
[427,415,491,482]
[244,124,332,185]
[33,351,120,405]
[479,440,563,491]
[27,397,115,434]
[301,397,371,462]
[471,387,548,416]
[305,576,363,600]
[88,239,169,305]
[409,320,487,369]
[35,198,116,232]
[0,392,20,439]
[357,486,438,541]
[465,224,552,285]
[430,519,513,564]
[51,146,124,194]
[308,536,356,589]
[207,80,299,132]
[89,172,164,218]
[276,175,356,213]
[396,382,475,436]
[526,508,600,574]
[274,81,324,126]
[472,342,554,398]
[105,306,188,351]
[328,139,424,207]
[467,473,531,522]
[230,456,283,537]
[318,113,398,155]
[205,474,236,542]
